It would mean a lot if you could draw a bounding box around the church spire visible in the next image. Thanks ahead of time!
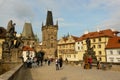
[46,11,53,26]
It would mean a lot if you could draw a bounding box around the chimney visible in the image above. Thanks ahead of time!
[46,11,53,26]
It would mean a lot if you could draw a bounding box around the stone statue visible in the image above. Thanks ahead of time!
[7,20,16,38]
[83,38,97,69]
[86,38,91,50]
[15,37,23,48]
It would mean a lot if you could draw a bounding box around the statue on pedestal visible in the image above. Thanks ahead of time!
[83,38,97,69]
[2,20,23,62]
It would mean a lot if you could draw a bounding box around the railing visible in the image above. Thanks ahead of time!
[0,63,23,80]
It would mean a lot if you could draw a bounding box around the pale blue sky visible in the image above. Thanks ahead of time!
[0,0,120,41]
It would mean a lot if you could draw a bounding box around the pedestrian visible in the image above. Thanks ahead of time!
[97,60,101,69]
[88,56,92,69]
[44,58,48,64]
[55,58,59,70]
[32,57,37,68]
[59,57,63,68]
[48,58,51,66]
[65,58,68,64]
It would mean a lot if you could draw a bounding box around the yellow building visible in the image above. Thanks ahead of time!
[0,27,6,59]
[79,29,119,62]
[58,35,79,61]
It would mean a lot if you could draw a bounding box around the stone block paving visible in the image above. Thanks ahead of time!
[27,63,120,80]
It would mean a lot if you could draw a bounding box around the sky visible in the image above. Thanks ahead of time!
[0,0,120,41]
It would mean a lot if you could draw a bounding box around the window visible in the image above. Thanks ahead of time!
[98,45,101,48]
[81,46,83,49]
[117,51,120,55]
[74,55,76,58]
[93,45,96,48]
[51,37,53,39]
[110,59,114,62]
[78,47,80,50]
[99,38,101,42]
[99,58,102,61]
[110,51,113,55]
[93,39,96,42]
[98,51,102,55]
[51,43,53,48]
[81,41,83,44]
[67,55,71,58]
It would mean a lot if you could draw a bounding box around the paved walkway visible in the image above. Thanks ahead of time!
[26,63,120,80]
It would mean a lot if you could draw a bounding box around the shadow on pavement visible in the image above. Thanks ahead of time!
[13,65,33,80]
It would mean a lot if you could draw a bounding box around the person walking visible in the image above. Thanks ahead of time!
[59,57,63,69]
[48,58,51,66]
[55,58,59,70]
[88,56,92,69]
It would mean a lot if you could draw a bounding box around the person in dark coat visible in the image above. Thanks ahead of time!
[59,57,63,68]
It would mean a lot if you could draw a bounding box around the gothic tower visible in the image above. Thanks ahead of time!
[22,22,36,47]
[42,11,58,58]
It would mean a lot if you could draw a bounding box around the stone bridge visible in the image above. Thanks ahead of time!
[0,63,120,80]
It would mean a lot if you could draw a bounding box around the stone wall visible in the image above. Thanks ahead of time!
[0,64,23,80]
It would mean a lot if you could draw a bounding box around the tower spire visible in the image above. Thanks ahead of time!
[46,11,53,26]
[22,23,35,39]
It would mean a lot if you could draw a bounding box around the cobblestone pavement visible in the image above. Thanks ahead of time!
[29,63,120,80]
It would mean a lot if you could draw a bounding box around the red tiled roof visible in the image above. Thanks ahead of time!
[71,35,79,41]
[79,29,118,40]
[106,36,120,49]
[22,46,34,51]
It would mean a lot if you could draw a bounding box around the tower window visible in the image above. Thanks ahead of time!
[51,43,53,47]
[51,36,53,39]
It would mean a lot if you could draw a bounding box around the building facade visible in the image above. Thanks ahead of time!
[41,11,58,58]
[106,36,120,63]
[58,35,79,61]
[79,29,119,62]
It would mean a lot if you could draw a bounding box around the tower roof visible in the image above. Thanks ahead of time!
[46,11,53,26]
[22,23,35,39]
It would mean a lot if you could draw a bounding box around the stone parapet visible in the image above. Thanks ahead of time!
[0,63,23,80]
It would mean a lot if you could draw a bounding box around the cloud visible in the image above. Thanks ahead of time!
[84,0,120,31]
[0,0,35,32]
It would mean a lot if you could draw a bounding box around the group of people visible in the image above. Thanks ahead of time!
[24,56,64,70]
[83,55,93,69]
[25,57,38,68]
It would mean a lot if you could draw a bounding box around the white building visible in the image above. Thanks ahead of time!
[106,36,120,63]
[22,46,35,62]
